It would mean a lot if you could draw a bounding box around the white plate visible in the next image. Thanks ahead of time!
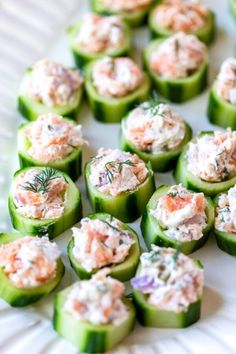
[0,0,236,353]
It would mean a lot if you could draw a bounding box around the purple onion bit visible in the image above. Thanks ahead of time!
[131,275,155,292]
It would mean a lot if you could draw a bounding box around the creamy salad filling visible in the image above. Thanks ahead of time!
[151,185,206,242]
[153,0,209,33]
[124,102,186,153]
[63,269,129,325]
[150,32,207,80]
[28,59,83,107]
[89,148,148,196]
[0,236,60,288]
[13,168,68,220]
[216,57,236,105]
[76,14,126,54]
[187,130,236,182]
[131,245,203,312]
[92,57,143,98]
[99,0,151,12]
[215,185,236,233]
[72,216,134,272]
[24,113,87,163]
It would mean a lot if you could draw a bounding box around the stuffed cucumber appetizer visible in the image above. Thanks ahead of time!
[8,167,82,239]
[208,57,236,129]
[131,245,203,328]
[67,13,132,69]
[68,213,140,281]
[17,113,87,181]
[85,56,151,123]
[120,100,192,172]
[91,0,153,27]
[144,32,208,103]
[175,130,236,196]
[53,270,135,353]
[18,58,84,121]
[141,184,214,254]
[84,148,155,222]
[0,234,64,307]
[214,185,236,256]
[149,0,215,45]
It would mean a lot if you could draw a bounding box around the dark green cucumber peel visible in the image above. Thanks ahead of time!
[120,117,192,172]
[8,167,82,239]
[148,8,215,45]
[84,160,155,223]
[67,21,132,69]
[174,131,236,196]
[53,287,135,353]
[144,39,208,103]
[141,185,215,254]
[18,68,83,121]
[18,120,83,181]
[67,212,140,281]
[0,233,65,307]
[207,84,236,129]
[85,62,151,123]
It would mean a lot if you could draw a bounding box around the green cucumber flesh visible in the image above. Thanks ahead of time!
[230,0,236,20]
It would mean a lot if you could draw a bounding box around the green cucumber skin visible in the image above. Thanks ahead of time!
[144,39,208,103]
[120,118,192,172]
[141,185,215,254]
[0,233,65,307]
[8,167,82,239]
[53,289,135,353]
[67,213,140,281]
[84,161,155,223]
[174,132,236,196]
[207,86,236,130]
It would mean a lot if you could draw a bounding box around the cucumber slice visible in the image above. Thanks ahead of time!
[133,260,202,328]
[144,39,208,103]
[18,68,83,121]
[174,131,236,196]
[148,8,215,45]
[0,233,65,307]
[230,0,236,20]
[8,167,82,239]
[67,21,132,69]
[53,288,135,353]
[120,115,192,172]
[207,84,236,129]
[85,62,151,123]
[84,160,155,223]
[141,185,215,254]
[17,120,82,181]
[67,213,140,280]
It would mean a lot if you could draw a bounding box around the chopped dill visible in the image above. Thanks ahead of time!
[104,159,136,183]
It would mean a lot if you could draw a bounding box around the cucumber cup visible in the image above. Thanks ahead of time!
[67,213,140,280]
[0,233,65,307]
[8,167,82,239]
[141,185,215,254]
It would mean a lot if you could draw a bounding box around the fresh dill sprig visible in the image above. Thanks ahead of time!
[101,219,127,236]
[21,167,63,194]
[104,159,136,183]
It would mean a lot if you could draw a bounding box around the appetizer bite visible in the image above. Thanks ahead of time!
[208,57,236,129]
[120,100,192,172]
[85,56,151,123]
[53,270,135,353]
[149,0,215,45]
[131,245,203,328]
[175,130,236,196]
[8,167,82,239]
[67,213,140,280]
[18,113,87,181]
[0,234,64,307]
[18,59,83,121]
[214,185,236,256]
[91,0,153,27]
[144,32,208,102]
[141,184,214,254]
[85,148,155,222]
[67,13,132,69]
